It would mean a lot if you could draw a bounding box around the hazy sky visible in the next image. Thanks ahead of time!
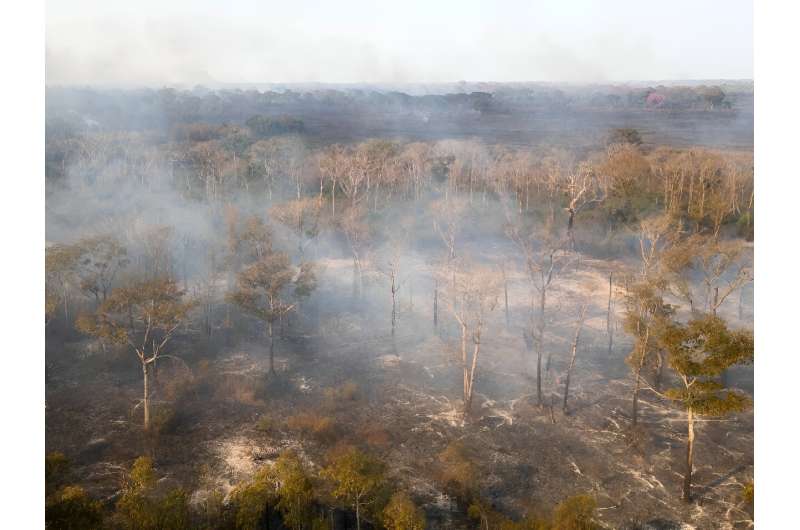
[46,0,753,85]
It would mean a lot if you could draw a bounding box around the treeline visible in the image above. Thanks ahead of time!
[46,120,754,242]
[46,448,605,529]
[45,83,750,136]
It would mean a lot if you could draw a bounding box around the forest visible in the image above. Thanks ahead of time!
[45,83,754,529]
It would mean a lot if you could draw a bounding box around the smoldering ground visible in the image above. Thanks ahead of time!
[45,85,754,530]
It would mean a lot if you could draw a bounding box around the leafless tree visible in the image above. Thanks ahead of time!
[440,262,500,419]
[505,212,573,405]
[563,299,589,414]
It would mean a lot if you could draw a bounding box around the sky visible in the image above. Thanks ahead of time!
[45,0,753,86]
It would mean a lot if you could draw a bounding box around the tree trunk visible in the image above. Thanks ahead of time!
[537,289,546,405]
[567,208,576,250]
[683,407,695,502]
[268,321,276,375]
[607,273,614,356]
[433,281,438,327]
[464,342,480,419]
[632,327,649,427]
[563,310,586,414]
[355,497,361,530]
[391,284,397,337]
[503,266,510,327]
[143,362,150,430]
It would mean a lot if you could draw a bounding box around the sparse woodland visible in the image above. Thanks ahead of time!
[45,85,754,529]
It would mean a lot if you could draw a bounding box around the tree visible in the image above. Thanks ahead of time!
[607,127,642,146]
[656,315,753,502]
[339,204,371,299]
[46,485,103,530]
[562,300,589,414]
[271,451,316,530]
[229,467,277,530]
[115,456,191,530]
[505,216,571,405]
[322,446,386,530]
[377,222,411,338]
[74,234,129,305]
[662,234,752,317]
[383,491,426,530]
[271,196,322,258]
[562,163,605,250]
[76,278,192,430]
[441,263,500,419]
[551,494,600,530]
[46,243,81,324]
[228,252,297,375]
[623,278,674,426]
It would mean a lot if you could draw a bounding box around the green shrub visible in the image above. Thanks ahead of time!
[383,491,426,530]
[552,495,600,530]
[46,451,70,493]
[46,485,103,530]
[255,416,273,433]
[229,468,277,530]
[273,451,316,530]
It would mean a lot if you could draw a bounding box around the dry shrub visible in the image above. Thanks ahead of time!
[438,441,478,499]
[323,380,359,403]
[159,368,196,402]
[255,416,273,433]
[358,424,392,449]
[286,412,336,442]
[149,404,178,435]
[213,373,265,406]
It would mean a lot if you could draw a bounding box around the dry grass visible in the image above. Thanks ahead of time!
[286,412,337,442]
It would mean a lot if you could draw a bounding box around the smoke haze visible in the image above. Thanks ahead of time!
[46,0,753,86]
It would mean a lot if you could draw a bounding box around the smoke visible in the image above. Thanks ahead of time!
[46,0,753,86]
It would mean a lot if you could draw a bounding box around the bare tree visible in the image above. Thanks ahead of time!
[377,226,410,338]
[340,204,371,299]
[505,214,572,405]
[441,263,500,419]
[271,196,322,259]
[563,300,589,414]
[563,162,605,250]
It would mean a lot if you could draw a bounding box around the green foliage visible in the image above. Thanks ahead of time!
[742,480,754,506]
[322,446,386,522]
[228,252,295,324]
[660,315,754,380]
[551,495,600,530]
[272,451,316,530]
[229,467,277,530]
[736,212,754,241]
[46,451,71,494]
[77,277,192,348]
[658,314,753,415]
[46,485,104,530]
[129,456,157,492]
[383,491,426,530]
[115,488,191,530]
[114,456,191,530]
[255,415,273,433]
